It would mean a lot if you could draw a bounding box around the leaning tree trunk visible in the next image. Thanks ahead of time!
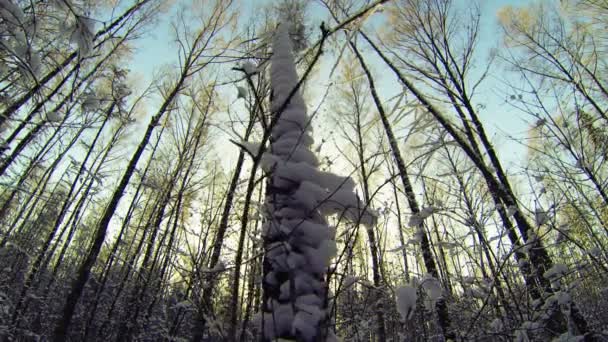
[350,41,453,340]
[82,124,163,340]
[52,71,188,342]
[359,30,591,338]
[9,117,92,327]
[118,107,210,341]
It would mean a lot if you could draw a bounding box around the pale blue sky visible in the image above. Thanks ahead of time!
[127,0,538,171]
[98,0,549,252]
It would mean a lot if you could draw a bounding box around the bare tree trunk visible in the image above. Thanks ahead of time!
[82,123,164,340]
[389,171,409,281]
[350,41,454,340]
[351,79,386,342]
[47,121,125,287]
[52,71,188,341]
[10,117,91,327]
[118,99,210,341]
[192,82,258,342]
[359,29,590,337]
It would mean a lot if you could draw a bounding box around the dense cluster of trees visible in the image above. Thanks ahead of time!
[0,0,606,341]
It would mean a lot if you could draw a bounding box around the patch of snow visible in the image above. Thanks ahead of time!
[236,140,262,157]
[236,85,247,99]
[262,301,294,339]
[395,285,417,321]
[421,274,442,310]
[589,247,601,257]
[242,61,258,75]
[543,263,568,279]
[343,276,358,288]
[408,214,423,227]
[46,111,62,122]
[552,332,584,342]
[535,208,550,226]
[490,318,503,332]
[554,291,571,306]
[292,305,324,341]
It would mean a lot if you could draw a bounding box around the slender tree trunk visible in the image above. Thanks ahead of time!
[192,91,257,342]
[0,124,63,229]
[118,105,209,341]
[351,87,386,342]
[389,173,409,281]
[10,119,90,326]
[52,72,188,341]
[46,117,126,298]
[359,30,591,337]
[350,41,453,339]
[239,186,264,341]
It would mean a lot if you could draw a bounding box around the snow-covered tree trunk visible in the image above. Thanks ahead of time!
[259,24,375,341]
